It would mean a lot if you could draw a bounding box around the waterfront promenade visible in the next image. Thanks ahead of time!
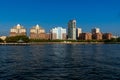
[0,42,107,45]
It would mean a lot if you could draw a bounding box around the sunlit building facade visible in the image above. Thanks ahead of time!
[0,36,7,41]
[103,33,112,40]
[79,33,92,40]
[92,33,103,40]
[91,27,103,40]
[50,27,66,40]
[10,24,26,36]
[76,28,82,39]
[30,24,49,39]
[92,27,100,34]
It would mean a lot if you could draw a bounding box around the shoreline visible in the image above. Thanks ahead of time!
[0,42,120,45]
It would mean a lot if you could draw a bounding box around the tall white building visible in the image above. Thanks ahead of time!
[76,28,82,38]
[92,27,100,34]
[68,20,76,40]
[10,24,26,36]
[50,27,66,40]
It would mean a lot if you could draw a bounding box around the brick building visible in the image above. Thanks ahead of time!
[92,33,103,40]
[79,33,92,40]
[30,24,50,40]
[103,33,112,40]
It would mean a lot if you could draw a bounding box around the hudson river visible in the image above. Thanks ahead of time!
[0,44,120,80]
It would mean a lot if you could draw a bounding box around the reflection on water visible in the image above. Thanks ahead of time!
[0,44,120,80]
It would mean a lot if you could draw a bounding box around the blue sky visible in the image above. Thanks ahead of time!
[0,0,120,36]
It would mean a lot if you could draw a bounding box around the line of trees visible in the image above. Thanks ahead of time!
[5,36,29,43]
[104,37,120,42]
[0,35,120,43]
[0,38,4,42]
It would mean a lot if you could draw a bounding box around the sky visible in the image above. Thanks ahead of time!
[0,0,120,36]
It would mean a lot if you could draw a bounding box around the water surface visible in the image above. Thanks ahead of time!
[0,44,120,80]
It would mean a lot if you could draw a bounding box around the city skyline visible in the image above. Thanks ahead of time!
[8,23,109,34]
[0,21,117,37]
[0,0,120,35]
[8,23,112,41]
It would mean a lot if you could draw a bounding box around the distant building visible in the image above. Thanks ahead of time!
[92,33,103,40]
[10,24,26,36]
[68,20,76,40]
[76,28,82,39]
[92,28,100,34]
[112,36,119,39]
[103,33,112,40]
[45,33,51,40]
[79,33,92,40]
[0,36,7,41]
[50,27,66,40]
[91,27,103,40]
[30,24,49,39]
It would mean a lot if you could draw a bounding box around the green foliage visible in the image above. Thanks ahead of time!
[110,38,117,42]
[66,40,77,42]
[77,39,103,42]
[29,39,66,42]
[30,39,49,42]
[103,38,120,43]
[117,37,120,42]
[4,36,120,43]
[5,35,29,43]
[0,38,4,42]
[104,39,111,42]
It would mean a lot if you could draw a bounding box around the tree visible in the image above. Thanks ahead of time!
[5,35,29,43]
[0,38,3,42]
[117,37,120,42]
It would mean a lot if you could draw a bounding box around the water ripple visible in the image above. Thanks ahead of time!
[0,44,120,80]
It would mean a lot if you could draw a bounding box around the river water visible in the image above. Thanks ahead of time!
[0,44,120,80]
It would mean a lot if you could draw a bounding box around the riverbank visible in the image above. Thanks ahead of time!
[1,42,120,45]
[0,43,30,46]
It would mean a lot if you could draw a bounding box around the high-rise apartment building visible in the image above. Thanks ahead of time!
[68,20,76,40]
[30,24,48,39]
[10,24,26,36]
[76,28,82,39]
[50,27,66,40]
[92,27,103,40]
[92,28,100,34]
